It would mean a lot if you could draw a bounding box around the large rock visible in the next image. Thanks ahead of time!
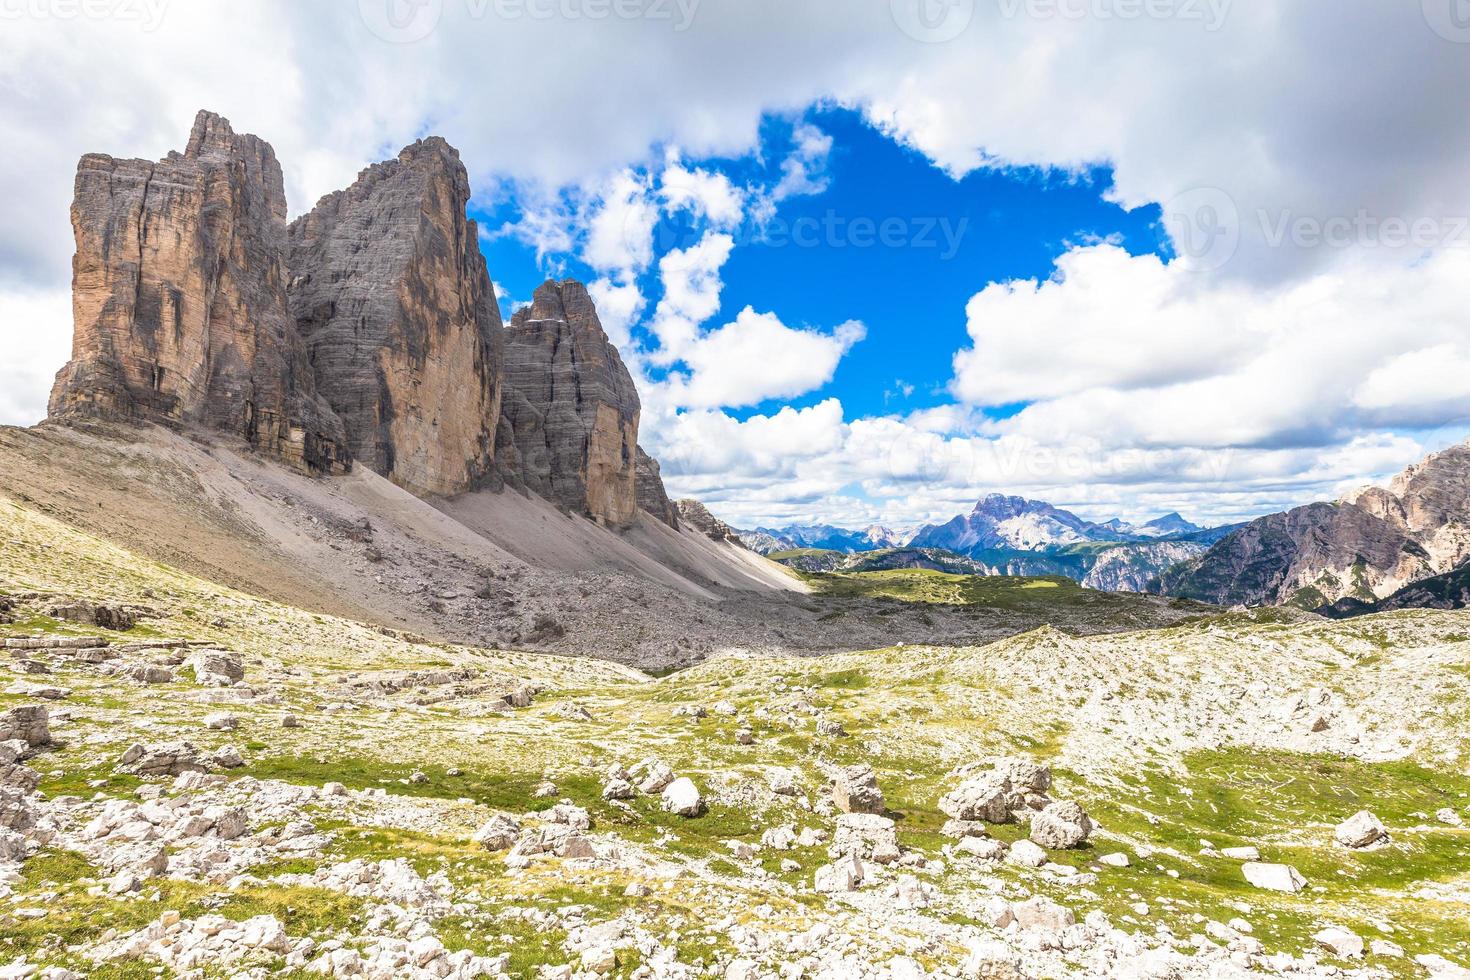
[830,812,899,861]
[49,110,348,473]
[496,280,640,526]
[660,777,703,817]
[1242,862,1308,893]
[288,137,505,497]
[1334,810,1388,849]
[832,764,885,815]
[940,758,1052,825]
[0,705,49,747]
[1011,896,1075,931]
[939,775,1013,824]
[186,650,243,687]
[1029,800,1093,849]
[1314,927,1365,959]
[635,446,679,529]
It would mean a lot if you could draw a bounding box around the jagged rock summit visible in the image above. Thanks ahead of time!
[49,110,348,473]
[676,499,743,544]
[287,136,504,497]
[497,279,642,528]
[1162,440,1470,608]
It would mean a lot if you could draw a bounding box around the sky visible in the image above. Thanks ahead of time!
[3,0,1470,532]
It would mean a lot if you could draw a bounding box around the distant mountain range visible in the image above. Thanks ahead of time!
[1161,440,1470,613]
[908,494,1234,553]
[737,523,909,556]
[740,495,1239,593]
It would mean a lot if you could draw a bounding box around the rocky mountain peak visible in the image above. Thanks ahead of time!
[511,278,602,331]
[497,278,642,527]
[1164,439,1470,608]
[676,499,742,543]
[49,108,348,473]
[287,132,504,497]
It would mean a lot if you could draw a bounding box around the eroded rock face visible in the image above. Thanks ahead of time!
[1163,441,1470,608]
[496,280,640,526]
[288,138,504,497]
[675,499,742,544]
[635,446,679,529]
[49,110,348,473]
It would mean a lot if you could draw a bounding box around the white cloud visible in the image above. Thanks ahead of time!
[582,170,659,277]
[772,123,833,201]
[646,232,735,362]
[659,158,744,228]
[953,247,1252,405]
[1354,345,1470,423]
[663,309,866,410]
[953,245,1470,452]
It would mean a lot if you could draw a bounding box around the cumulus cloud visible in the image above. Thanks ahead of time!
[662,310,866,410]
[647,231,735,362]
[953,244,1470,451]
[582,170,659,277]
[659,158,745,228]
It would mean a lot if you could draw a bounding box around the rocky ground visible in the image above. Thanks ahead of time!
[1,495,1469,978]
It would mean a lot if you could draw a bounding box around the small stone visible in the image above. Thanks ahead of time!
[1098,852,1130,867]
[661,777,703,817]
[1334,810,1387,849]
[1242,862,1307,893]
[832,763,884,814]
[1007,839,1047,868]
[1314,926,1364,959]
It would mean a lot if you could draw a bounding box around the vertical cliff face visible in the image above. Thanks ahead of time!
[48,111,348,473]
[287,138,504,497]
[635,446,680,529]
[497,280,641,527]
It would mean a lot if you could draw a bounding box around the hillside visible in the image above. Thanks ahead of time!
[0,424,1206,670]
[0,492,1468,977]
